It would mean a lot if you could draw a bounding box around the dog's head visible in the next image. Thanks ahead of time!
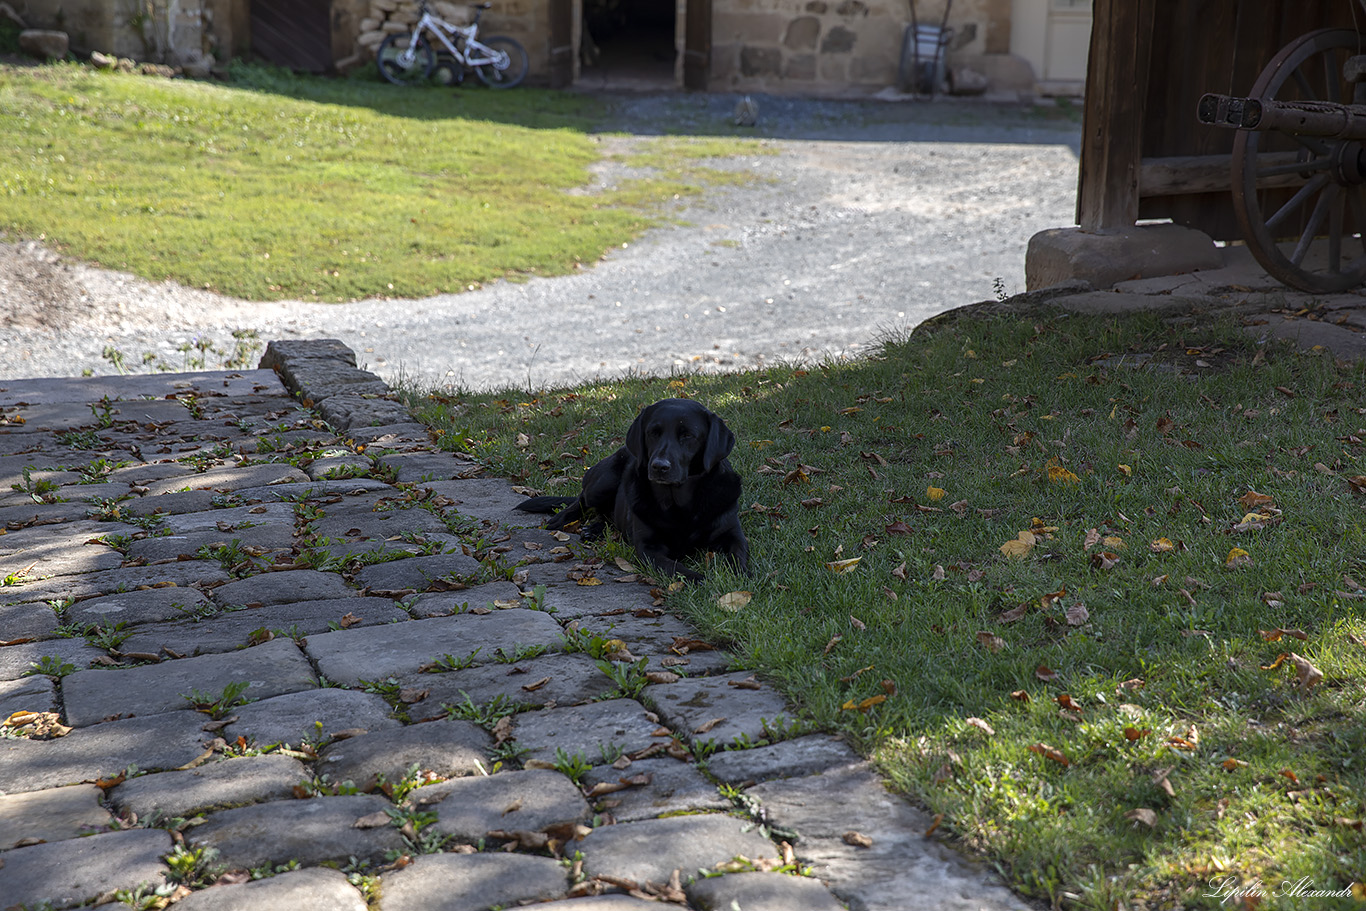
[625,398,735,486]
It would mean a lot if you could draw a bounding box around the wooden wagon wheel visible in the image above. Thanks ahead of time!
[1232,28,1366,293]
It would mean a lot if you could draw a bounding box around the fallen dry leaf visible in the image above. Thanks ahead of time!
[716,591,752,611]
[1009,689,1031,703]
[1034,664,1061,682]
[1289,653,1324,691]
[1028,742,1070,767]
[999,530,1036,560]
[693,717,727,734]
[966,717,995,736]
[1222,757,1249,772]
[1065,603,1090,626]
[1125,808,1158,828]
[1123,727,1151,742]
[824,557,862,574]
[1225,547,1251,569]
[354,811,392,829]
[976,631,1006,653]
[842,831,874,848]
[926,486,946,502]
[1238,490,1275,510]
[1150,537,1174,553]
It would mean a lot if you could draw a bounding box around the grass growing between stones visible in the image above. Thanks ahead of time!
[0,61,766,302]
[404,305,1366,909]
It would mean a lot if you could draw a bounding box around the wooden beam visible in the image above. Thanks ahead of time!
[1138,152,1313,197]
[1076,0,1156,231]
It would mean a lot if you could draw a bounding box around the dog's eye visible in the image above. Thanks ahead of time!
[678,429,692,440]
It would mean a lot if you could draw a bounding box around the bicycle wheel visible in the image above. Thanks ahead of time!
[472,36,528,88]
[377,32,435,86]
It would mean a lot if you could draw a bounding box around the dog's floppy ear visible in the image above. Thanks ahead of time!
[700,409,735,473]
[625,402,655,460]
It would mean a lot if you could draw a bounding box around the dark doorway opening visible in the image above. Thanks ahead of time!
[581,0,676,88]
[251,0,332,73]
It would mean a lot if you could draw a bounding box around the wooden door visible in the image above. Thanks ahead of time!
[549,0,573,88]
[683,0,711,90]
[251,0,332,73]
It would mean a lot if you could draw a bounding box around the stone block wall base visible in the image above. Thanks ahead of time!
[1025,224,1223,292]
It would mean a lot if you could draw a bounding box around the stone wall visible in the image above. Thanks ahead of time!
[710,0,1008,93]
[14,0,235,70]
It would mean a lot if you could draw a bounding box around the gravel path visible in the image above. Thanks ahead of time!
[0,92,1081,391]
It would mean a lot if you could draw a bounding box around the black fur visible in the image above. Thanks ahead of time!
[514,398,749,581]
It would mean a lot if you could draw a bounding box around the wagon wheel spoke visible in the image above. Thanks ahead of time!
[1265,172,1331,232]
[1291,183,1337,265]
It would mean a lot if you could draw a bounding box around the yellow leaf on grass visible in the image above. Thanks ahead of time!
[999,530,1036,560]
[825,557,862,574]
[1225,547,1251,569]
[1046,461,1080,484]
[1150,537,1174,553]
[716,591,753,611]
[926,486,946,501]
[1117,464,1132,477]
[1102,535,1126,550]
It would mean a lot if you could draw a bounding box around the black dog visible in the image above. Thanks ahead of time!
[515,398,749,581]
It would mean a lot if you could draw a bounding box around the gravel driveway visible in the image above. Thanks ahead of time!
[0,91,1081,391]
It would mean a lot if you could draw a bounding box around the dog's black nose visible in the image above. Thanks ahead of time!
[649,457,672,475]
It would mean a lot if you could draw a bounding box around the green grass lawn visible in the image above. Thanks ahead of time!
[0,61,764,301]
[405,304,1366,909]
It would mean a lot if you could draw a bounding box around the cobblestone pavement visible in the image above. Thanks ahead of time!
[0,340,1029,911]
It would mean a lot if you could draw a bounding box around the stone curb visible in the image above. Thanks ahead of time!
[0,344,1031,911]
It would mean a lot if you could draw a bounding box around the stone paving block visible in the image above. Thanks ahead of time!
[685,871,848,911]
[0,674,56,717]
[1244,315,1366,359]
[110,754,309,821]
[348,422,434,448]
[0,710,210,795]
[0,600,60,639]
[0,637,103,681]
[410,769,590,842]
[156,502,295,534]
[67,587,217,628]
[231,477,393,502]
[187,794,406,870]
[317,393,412,430]
[643,672,794,750]
[375,451,482,484]
[126,527,295,563]
[523,898,661,910]
[107,460,201,486]
[63,637,317,727]
[0,827,170,909]
[0,562,232,606]
[531,580,660,620]
[138,463,310,497]
[211,569,357,608]
[594,611,736,674]
[0,522,127,579]
[380,852,570,911]
[118,596,409,657]
[304,452,373,480]
[170,867,368,911]
[705,735,862,785]
[407,652,615,720]
[353,552,483,593]
[405,581,522,617]
[125,488,224,516]
[305,610,565,686]
[222,688,401,747]
[0,499,89,529]
[316,718,491,787]
[747,762,1029,911]
[0,783,113,849]
[419,479,542,527]
[1,400,109,431]
[510,698,664,765]
[312,509,452,547]
[579,814,778,885]
[582,757,728,822]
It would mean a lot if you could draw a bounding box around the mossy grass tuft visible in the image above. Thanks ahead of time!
[405,304,1366,908]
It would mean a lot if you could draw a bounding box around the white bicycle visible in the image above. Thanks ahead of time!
[377,1,528,89]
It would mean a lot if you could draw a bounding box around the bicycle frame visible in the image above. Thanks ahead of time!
[404,8,505,69]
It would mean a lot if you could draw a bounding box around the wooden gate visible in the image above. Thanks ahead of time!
[252,0,333,73]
